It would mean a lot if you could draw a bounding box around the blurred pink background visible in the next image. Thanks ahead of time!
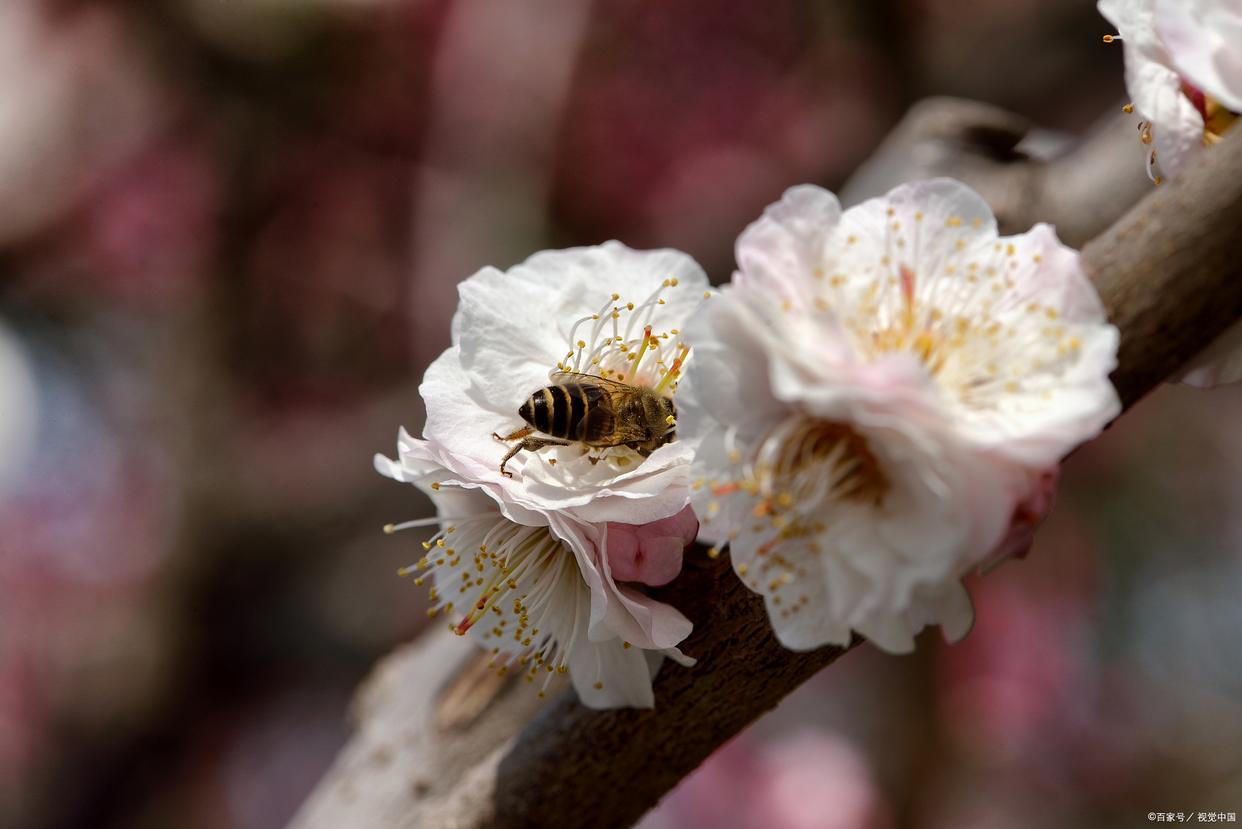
[1,1,1239,827]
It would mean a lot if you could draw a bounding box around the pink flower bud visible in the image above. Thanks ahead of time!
[983,467,1060,569]
[606,505,699,587]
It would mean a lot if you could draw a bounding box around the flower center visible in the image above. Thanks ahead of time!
[753,416,888,510]
[1196,91,1238,145]
[863,264,954,374]
[556,278,692,393]
[701,416,888,617]
[705,416,888,549]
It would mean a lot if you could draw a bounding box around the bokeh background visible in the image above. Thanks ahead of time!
[2,1,1240,827]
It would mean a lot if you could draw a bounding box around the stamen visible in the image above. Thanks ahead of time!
[384,515,470,534]
[653,344,690,394]
[627,325,654,383]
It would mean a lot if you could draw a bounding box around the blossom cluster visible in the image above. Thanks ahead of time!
[376,175,1123,710]
[370,4,1242,710]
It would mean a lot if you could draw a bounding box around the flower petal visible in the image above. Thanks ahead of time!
[1157,0,1242,113]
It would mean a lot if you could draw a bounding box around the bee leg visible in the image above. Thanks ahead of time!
[499,436,571,478]
[493,425,534,443]
[624,440,656,458]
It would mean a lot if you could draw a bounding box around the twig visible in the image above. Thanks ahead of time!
[841,97,1152,247]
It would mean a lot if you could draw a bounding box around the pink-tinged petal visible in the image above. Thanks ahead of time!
[734,184,842,303]
[982,467,1060,568]
[1157,0,1242,114]
[1179,319,1242,387]
[1137,56,1207,179]
[1099,0,1208,180]
[549,513,693,652]
[748,732,890,829]
[606,505,698,587]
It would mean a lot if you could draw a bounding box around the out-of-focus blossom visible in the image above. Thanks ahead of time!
[751,732,892,829]
[0,3,163,243]
[1158,0,1242,114]
[554,2,889,263]
[0,323,38,499]
[376,243,711,708]
[1100,0,1242,386]
[1099,0,1240,182]
[938,576,1092,762]
[683,180,1119,653]
[59,140,218,308]
[243,151,414,403]
[639,731,891,829]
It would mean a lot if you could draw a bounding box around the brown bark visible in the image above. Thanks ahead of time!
[290,109,1242,829]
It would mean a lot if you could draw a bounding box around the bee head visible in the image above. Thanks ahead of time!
[656,396,677,437]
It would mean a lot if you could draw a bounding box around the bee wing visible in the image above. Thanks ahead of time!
[549,369,636,392]
[550,371,653,446]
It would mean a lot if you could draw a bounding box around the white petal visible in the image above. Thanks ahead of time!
[1136,56,1206,179]
[933,223,1122,467]
[1158,0,1242,113]
[680,288,791,427]
[734,184,842,303]
[569,633,657,709]
[454,242,707,404]
[1100,0,1207,179]
[855,580,975,653]
[1179,319,1242,387]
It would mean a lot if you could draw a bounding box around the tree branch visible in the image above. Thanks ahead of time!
[841,97,1152,247]
[290,112,1242,829]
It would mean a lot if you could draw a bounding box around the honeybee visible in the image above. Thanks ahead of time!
[494,371,676,477]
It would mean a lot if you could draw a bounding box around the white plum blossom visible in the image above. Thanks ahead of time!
[1099,0,1240,183]
[376,242,710,708]
[680,180,1120,654]
[1100,0,1242,386]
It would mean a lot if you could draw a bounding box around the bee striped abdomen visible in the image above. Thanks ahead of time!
[518,383,601,441]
